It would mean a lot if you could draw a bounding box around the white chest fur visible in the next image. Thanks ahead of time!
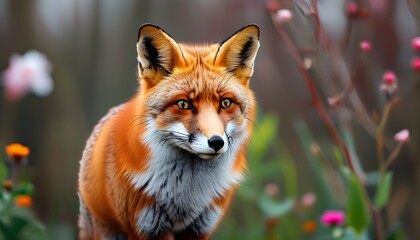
[129,122,245,235]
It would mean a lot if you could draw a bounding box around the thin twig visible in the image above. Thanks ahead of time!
[270,13,355,173]
[377,96,400,172]
[383,142,404,170]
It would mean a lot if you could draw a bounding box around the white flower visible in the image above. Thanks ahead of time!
[3,50,53,101]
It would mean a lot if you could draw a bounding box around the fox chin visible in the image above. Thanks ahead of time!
[78,24,260,240]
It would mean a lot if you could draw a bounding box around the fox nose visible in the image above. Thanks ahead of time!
[208,135,224,152]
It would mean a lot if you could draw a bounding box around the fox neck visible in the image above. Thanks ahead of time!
[128,114,246,196]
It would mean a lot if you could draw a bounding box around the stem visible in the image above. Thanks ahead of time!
[376,96,400,173]
[383,142,404,170]
[270,14,356,173]
[369,203,385,240]
[311,0,321,46]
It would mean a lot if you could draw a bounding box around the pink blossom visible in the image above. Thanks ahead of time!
[383,71,396,84]
[380,71,398,94]
[394,129,410,143]
[320,210,345,226]
[2,50,53,102]
[411,37,420,51]
[266,0,280,12]
[360,40,371,52]
[275,9,293,23]
[265,183,279,197]
[411,57,420,72]
[327,96,342,106]
[300,193,316,208]
[345,3,359,17]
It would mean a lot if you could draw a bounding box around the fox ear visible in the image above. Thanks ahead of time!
[214,25,260,81]
[136,24,185,85]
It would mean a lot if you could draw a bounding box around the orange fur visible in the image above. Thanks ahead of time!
[78,24,260,240]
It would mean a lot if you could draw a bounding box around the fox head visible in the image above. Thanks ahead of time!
[135,24,259,160]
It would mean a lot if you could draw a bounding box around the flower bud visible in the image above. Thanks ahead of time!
[411,56,420,72]
[394,129,410,143]
[380,71,398,95]
[360,40,371,52]
[300,193,316,209]
[345,3,359,17]
[383,71,396,84]
[265,183,279,197]
[266,0,280,12]
[3,180,13,191]
[411,37,420,51]
[275,9,293,23]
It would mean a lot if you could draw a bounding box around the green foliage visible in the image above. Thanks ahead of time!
[258,195,294,218]
[0,154,48,239]
[375,172,393,210]
[0,188,48,240]
[0,157,6,183]
[346,172,370,235]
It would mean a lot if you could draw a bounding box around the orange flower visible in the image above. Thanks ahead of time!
[3,180,13,191]
[303,220,317,233]
[15,195,32,207]
[5,143,30,159]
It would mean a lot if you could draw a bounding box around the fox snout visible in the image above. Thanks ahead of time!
[208,135,225,152]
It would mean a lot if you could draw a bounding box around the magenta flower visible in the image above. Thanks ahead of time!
[411,57,420,72]
[394,129,410,143]
[360,40,371,52]
[411,37,420,51]
[380,71,398,94]
[2,50,53,102]
[345,3,359,17]
[320,210,345,226]
[265,0,280,12]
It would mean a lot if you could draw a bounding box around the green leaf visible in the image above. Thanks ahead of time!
[279,155,298,198]
[342,227,369,240]
[0,157,7,182]
[386,222,407,240]
[13,181,34,196]
[375,172,393,209]
[258,194,294,218]
[347,174,370,235]
[248,114,277,160]
[334,147,344,166]
[293,120,335,207]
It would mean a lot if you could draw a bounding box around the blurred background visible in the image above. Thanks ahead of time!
[0,0,419,239]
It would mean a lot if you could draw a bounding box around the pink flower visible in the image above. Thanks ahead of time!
[411,37,420,51]
[2,50,53,102]
[275,9,293,23]
[411,56,420,72]
[394,129,410,143]
[321,210,345,226]
[360,40,371,52]
[345,3,359,17]
[327,96,342,106]
[266,0,280,12]
[300,193,316,209]
[380,71,398,94]
[383,71,396,84]
[265,183,279,197]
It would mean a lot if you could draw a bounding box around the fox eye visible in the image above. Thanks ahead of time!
[220,98,232,109]
[176,100,192,110]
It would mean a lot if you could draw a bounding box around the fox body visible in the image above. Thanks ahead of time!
[78,24,260,240]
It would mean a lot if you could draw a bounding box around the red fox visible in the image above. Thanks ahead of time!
[78,24,260,240]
